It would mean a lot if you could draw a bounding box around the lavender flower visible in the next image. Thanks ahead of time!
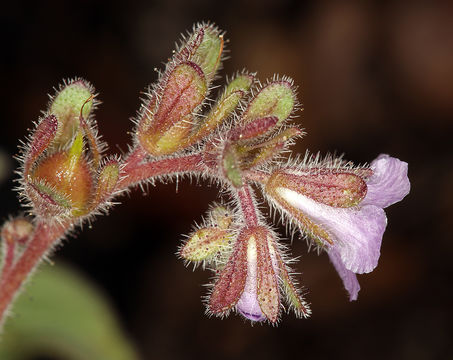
[265,154,410,300]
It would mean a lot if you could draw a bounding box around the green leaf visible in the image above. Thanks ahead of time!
[0,262,139,360]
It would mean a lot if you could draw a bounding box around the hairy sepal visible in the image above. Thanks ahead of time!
[208,231,248,316]
[93,159,120,206]
[255,228,280,322]
[24,115,58,176]
[239,127,303,169]
[180,227,231,263]
[241,80,296,128]
[268,168,367,208]
[138,62,207,156]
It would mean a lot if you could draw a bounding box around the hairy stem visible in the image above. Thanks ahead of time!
[0,151,206,327]
[243,169,270,184]
[0,144,266,327]
[121,146,148,173]
[0,220,68,328]
[118,152,204,188]
[237,184,259,227]
[1,241,16,280]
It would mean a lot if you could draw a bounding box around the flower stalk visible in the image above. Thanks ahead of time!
[0,22,410,329]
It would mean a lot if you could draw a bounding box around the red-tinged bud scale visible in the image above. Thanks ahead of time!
[229,116,279,142]
[240,127,303,169]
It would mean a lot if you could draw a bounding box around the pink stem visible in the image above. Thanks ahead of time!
[122,146,148,172]
[243,169,270,184]
[237,184,259,227]
[0,153,207,327]
[0,221,68,327]
[1,241,16,280]
[118,153,204,189]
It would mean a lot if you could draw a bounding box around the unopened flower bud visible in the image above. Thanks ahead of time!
[49,79,95,148]
[192,24,224,83]
[138,62,207,156]
[241,79,296,128]
[27,132,94,218]
[188,74,254,144]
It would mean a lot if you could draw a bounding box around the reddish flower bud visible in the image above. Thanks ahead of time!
[27,134,94,218]
[138,62,207,156]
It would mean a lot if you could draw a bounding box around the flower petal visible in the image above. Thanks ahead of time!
[276,187,387,273]
[333,205,387,274]
[236,235,266,321]
[328,248,360,301]
[362,154,410,208]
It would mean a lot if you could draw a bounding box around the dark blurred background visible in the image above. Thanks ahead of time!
[0,0,452,359]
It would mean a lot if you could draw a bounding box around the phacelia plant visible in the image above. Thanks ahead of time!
[0,23,410,327]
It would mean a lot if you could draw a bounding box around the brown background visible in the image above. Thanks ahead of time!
[0,1,452,359]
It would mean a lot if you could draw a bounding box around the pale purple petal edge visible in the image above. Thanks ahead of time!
[276,187,387,273]
[363,154,410,208]
[328,249,360,301]
[237,291,266,322]
[333,205,387,274]
[236,244,266,322]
